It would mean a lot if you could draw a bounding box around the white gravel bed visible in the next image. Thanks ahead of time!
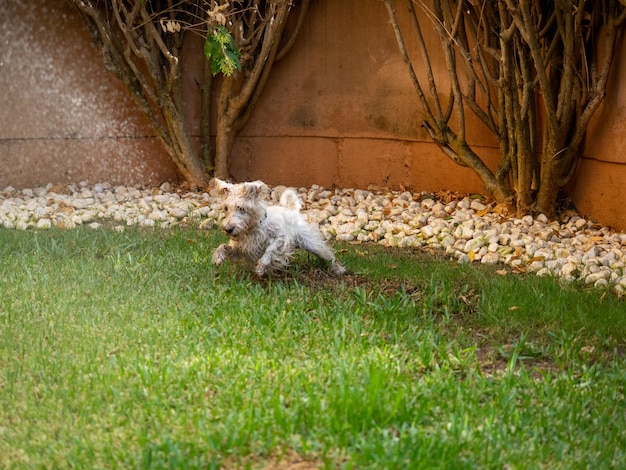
[2,181,626,295]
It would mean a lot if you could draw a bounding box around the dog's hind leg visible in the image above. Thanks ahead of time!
[296,230,347,275]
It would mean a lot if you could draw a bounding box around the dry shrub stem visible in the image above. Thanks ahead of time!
[384,0,626,217]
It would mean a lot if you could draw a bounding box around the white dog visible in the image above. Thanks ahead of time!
[211,179,347,277]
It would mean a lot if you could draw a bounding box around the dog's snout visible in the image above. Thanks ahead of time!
[224,225,235,235]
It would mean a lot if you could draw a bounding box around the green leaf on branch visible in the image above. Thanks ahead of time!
[204,25,242,77]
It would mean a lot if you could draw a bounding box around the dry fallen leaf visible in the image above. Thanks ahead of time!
[492,203,511,216]
[475,206,493,217]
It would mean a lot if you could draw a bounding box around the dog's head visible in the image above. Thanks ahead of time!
[211,179,270,200]
[212,179,270,239]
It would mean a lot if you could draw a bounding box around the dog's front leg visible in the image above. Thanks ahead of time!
[213,243,234,267]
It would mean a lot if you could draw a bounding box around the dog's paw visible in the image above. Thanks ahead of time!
[212,244,230,266]
[255,262,268,277]
[331,261,348,275]
[212,252,225,266]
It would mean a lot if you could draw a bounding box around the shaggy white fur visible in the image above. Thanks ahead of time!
[212,179,347,277]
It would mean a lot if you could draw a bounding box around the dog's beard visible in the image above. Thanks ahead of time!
[223,216,262,241]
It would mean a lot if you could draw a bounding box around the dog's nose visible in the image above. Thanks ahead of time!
[224,225,235,235]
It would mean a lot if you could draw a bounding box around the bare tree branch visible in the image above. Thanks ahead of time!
[387,0,625,216]
[383,0,437,124]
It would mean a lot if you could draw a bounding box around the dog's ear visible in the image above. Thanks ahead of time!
[244,181,270,199]
[211,178,233,197]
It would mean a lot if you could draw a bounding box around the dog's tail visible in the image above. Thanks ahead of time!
[279,189,302,212]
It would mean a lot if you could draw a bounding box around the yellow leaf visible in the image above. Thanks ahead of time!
[492,203,511,216]
[476,207,492,217]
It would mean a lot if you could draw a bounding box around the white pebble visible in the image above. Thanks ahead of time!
[169,208,188,219]
[465,238,486,253]
[585,271,608,285]
[458,198,471,210]
[457,253,470,264]
[420,225,434,238]
[481,253,500,265]
[574,218,587,230]
[36,219,51,229]
[470,200,486,211]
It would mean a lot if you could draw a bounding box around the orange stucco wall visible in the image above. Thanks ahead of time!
[570,39,626,231]
[1,0,626,230]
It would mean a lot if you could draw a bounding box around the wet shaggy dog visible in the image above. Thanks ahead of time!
[211,179,347,277]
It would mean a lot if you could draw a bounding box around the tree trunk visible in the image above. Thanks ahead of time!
[214,120,235,180]
[162,60,211,187]
[164,112,211,187]
[200,59,213,172]
[535,164,561,218]
[214,75,236,180]
[535,143,575,218]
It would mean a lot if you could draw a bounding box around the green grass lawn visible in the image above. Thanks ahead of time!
[1,227,625,469]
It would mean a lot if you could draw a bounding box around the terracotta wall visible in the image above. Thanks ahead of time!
[570,40,626,232]
[1,0,625,231]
